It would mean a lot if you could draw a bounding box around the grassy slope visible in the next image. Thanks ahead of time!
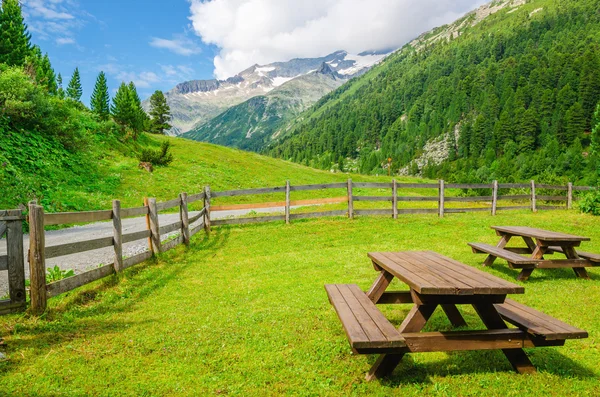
[0,211,598,395]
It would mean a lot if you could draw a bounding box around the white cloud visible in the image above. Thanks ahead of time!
[189,0,487,79]
[22,0,90,45]
[56,37,75,45]
[149,36,201,56]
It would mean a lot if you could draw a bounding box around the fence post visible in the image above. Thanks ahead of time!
[143,197,153,253]
[347,179,354,219]
[491,180,498,216]
[438,180,445,218]
[392,179,398,220]
[180,193,190,246]
[285,181,291,225]
[28,203,47,315]
[204,186,211,235]
[567,182,573,210]
[530,180,537,212]
[148,198,161,254]
[112,200,123,272]
[7,210,25,307]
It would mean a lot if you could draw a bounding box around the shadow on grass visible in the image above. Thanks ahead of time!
[488,262,597,282]
[373,347,597,388]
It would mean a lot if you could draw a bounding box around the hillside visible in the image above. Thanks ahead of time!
[268,0,600,186]
[182,63,346,151]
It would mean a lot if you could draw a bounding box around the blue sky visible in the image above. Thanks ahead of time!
[21,0,487,104]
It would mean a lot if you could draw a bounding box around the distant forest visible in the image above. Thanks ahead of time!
[269,0,600,186]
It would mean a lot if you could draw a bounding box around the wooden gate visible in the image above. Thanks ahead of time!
[0,209,26,314]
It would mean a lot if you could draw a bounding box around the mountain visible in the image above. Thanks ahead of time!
[182,62,346,151]
[145,50,389,135]
[267,0,600,185]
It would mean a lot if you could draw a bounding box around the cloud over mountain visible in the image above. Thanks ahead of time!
[188,0,487,79]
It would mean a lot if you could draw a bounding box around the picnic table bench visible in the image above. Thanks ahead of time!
[469,226,599,280]
[325,251,587,381]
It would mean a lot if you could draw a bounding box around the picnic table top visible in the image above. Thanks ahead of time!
[368,251,524,296]
[492,226,590,242]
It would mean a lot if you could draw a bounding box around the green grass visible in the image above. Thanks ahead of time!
[1,210,599,396]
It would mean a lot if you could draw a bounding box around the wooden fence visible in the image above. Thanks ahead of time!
[0,179,594,315]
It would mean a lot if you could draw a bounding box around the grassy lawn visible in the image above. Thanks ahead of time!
[1,210,599,396]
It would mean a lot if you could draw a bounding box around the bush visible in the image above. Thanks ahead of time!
[579,189,600,216]
[138,141,173,166]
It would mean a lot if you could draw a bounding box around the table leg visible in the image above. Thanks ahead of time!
[366,304,437,381]
[366,270,394,303]
[484,234,512,267]
[472,303,536,374]
[521,237,537,254]
[564,246,590,279]
[441,304,468,327]
[517,241,547,281]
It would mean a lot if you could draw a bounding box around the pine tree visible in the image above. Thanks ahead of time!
[66,67,83,102]
[591,103,600,156]
[128,82,148,133]
[0,0,32,66]
[41,54,57,94]
[90,71,110,120]
[148,90,171,134]
[57,73,65,99]
[579,50,600,128]
[565,102,585,144]
[518,107,538,153]
[111,82,135,128]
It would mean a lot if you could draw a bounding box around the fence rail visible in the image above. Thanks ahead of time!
[0,179,596,315]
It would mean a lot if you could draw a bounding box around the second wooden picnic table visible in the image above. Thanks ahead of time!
[325,251,588,381]
[469,226,600,280]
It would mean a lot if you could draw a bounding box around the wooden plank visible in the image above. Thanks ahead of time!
[120,206,148,218]
[204,186,211,235]
[396,196,441,202]
[45,236,114,259]
[7,218,26,305]
[122,251,153,270]
[190,221,205,237]
[469,243,541,265]
[44,210,112,226]
[122,229,151,244]
[376,291,413,304]
[0,216,23,222]
[497,195,530,200]
[567,183,573,209]
[492,180,498,216]
[188,208,206,224]
[211,196,347,211]
[548,246,600,263]
[572,186,592,191]
[537,206,567,210]
[353,196,393,202]
[0,221,6,238]
[212,215,286,226]
[0,300,27,315]
[0,255,7,271]
[212,186,285,197]
[445,183,493,189]
[354,209,392,216]
[289,210,347,220]
[536,184,569,190]
[29,206,47,311]
[159,221,183,235]
[325,284,369,348]
[366,271,394,303]
[392,180,398,220]
[438,180,444,218]
[180,193,190,246]
[531,180,537,212]
[491,226,590,242]
[537,196,567,201]
[498,183,531,189]
[112,200,123,272]
[162,235,184,252]
[396,209,438,214]
[396,183,439,188]
[402,329,534,352]
[353,182,394,189]
[285,181,290,224]
[156,197,182,211]
[445,196,493,202]
[495,206,531,210]
[445,208,490,213]
[187,191,205,203]
[289,182,347,191]
[148,198,161,254]
[46,264,115,298]
[347,179,353,219]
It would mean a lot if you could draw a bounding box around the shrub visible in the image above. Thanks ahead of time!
[138,141,173,166]
[579,189,600,216]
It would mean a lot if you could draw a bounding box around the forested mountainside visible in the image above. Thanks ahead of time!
[268,0,600,186]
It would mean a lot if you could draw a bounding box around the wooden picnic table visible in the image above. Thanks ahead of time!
[469,226,600,281]
[325,251,587,381]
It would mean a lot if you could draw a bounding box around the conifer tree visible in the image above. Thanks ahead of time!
[127,81,147,133]
[591,103,600,156]
[149,90,171,134]
[57,73,65,99]
[90,71,110,120]
[579,50,600,128]
[518,107,538,153]
[565,102,585,144]
[41,54,57,94]
[0,0,32,66]
[111,82,135,128]
[66,67,83,102]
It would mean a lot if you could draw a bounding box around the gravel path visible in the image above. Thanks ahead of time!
[0,207,287,295]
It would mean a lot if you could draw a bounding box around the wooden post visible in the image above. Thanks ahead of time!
[491,180,498,216]
[180,193,190,245]
[567,182,573,210]
[112,200,123,272]
[285,181,291,225]
[530,180,537,212]
[438,180,445,218]
[6,210,25,306]
[143,197,153,253]
[204,186,211,235]
[148,197,161,254]
[347,179,354,219]
[392,179,398,219]
[28,204,47,315]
